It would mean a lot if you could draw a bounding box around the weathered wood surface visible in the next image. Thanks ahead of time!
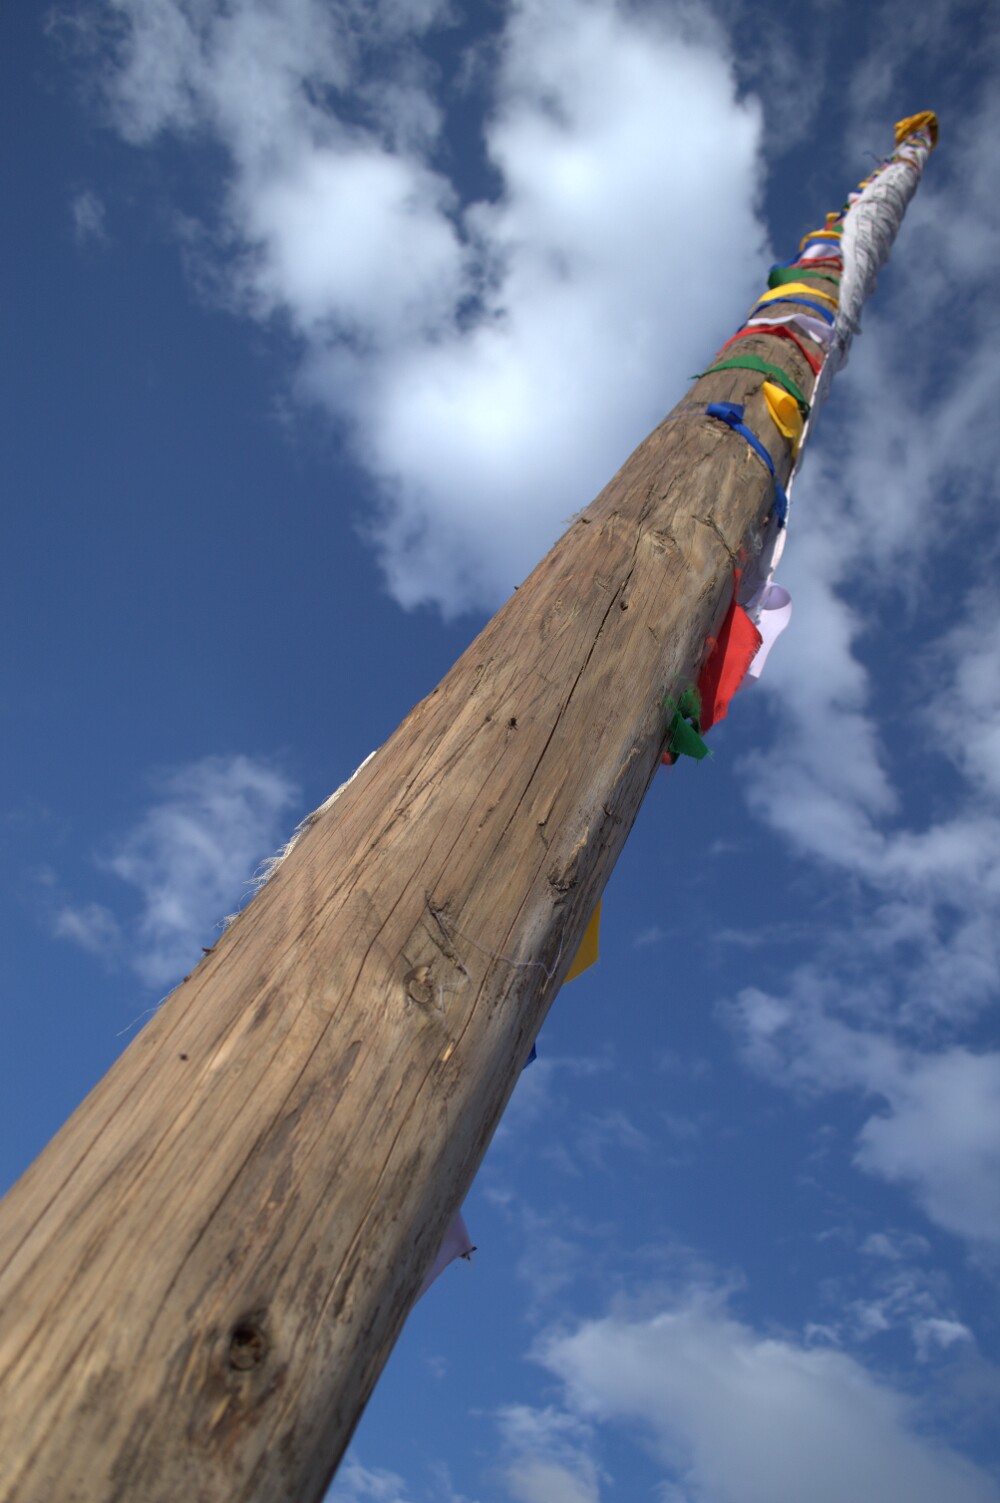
[0,317,816,1503]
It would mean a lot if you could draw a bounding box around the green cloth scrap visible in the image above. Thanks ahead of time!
[767,265,841,290]
[664,686,711,762]
[694,356,810,417]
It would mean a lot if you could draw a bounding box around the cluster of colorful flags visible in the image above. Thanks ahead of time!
[661,110,938,766]
[421,113,938,1298]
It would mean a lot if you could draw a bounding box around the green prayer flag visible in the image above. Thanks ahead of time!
[767,265,840,291]
[695,356,810,417]
[668,713,711,761]
[663,687,710,762]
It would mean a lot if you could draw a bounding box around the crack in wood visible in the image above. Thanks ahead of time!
[694,513,739,568]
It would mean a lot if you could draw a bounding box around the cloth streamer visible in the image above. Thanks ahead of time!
[786,260,842,279]
[798,243,844,263]
[565,898,601,982]
[750,294,836,325]
[724,323,822,376]
[697,355,809,415]
[756,281,839,310]
[768,265,840,291]
[705,402,790,525]
[800,228,842,249]
[417,1212,476,1299]
[662,687,710,763]
[717,323,822,376]
[745,310,833,348]
[744,584,793,681]
[763,381,804,457]
[697,593,762,733]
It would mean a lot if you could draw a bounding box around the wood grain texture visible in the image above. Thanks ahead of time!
[0,324,816,1503]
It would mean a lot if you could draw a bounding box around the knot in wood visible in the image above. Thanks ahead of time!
[228,1318,269,1372]
[403,964,435,1009]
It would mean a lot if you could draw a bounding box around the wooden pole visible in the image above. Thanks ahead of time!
[0,121,935,1503]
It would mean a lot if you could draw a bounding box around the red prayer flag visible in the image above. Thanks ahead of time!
[697,595,762,733]
[717,322,823,375]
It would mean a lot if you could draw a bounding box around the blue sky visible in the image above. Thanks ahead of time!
[4,2,1000,1500]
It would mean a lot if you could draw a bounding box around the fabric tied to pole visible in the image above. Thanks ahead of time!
[662,686,710,764]
[417,1212,476,1300]
[749,294,836,326]
[697,593,762,733]
[799,228,842,249]
[705,402,789,525]
[763,381,804,457]
[756,281,839,311]
[565,898,602,982]
[767,265,840,291]
[745,310,834,348]
[721,322,822,376]
[744,584,793,682]
[696,355,810,416]
[798,243,844,263]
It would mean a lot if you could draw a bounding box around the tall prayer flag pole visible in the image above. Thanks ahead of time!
[0,114,937,1503]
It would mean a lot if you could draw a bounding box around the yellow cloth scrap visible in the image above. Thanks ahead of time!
[757,281,839,310]
[800,228,842,248]
[895,111,939,147]
[763,380,803,459]
[824,213,842,230]
[565,898,601,982]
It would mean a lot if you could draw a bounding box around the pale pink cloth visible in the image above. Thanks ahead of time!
[416,1212,475,1299]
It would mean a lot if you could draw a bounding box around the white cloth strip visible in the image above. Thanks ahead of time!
[416,1211,475,1299]
[812,131,934,413]
[742,585,793,680]
[746,311,834,348]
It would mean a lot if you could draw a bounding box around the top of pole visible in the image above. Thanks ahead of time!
[895,110,939,147]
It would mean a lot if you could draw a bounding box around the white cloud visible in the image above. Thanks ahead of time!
[103,753,299,987]
[726,986,1000,1248]
[857,1049,1000,1246]
[89,0,767,613]
[496,1405,601,1503]
[71,188,108,244]
[52,899,120,954]
[912,1317,974,1363]
[505,1459,598,1503]
[860,1230,931,1261]
[330,1456,414,1503]
[538,1294,1000,1503]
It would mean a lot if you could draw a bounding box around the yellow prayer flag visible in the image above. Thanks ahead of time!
[756,281,839,310]
[799,228,842,249]
[565,898,601,982]
[763,381,803,459]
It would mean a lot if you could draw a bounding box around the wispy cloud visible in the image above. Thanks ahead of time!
[725,986,1000,1249]
[55,753,299,988]
[79,0,768,614]
[70,187,108,245]
[495,1404,601,1503]
[536,1288,1000,1503]
[51,899,120,953]
[330,1456,414,1503]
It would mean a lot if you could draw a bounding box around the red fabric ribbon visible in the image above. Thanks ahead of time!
[791,257,843,270]
[697,591,762,734]
[715,322,823,376]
